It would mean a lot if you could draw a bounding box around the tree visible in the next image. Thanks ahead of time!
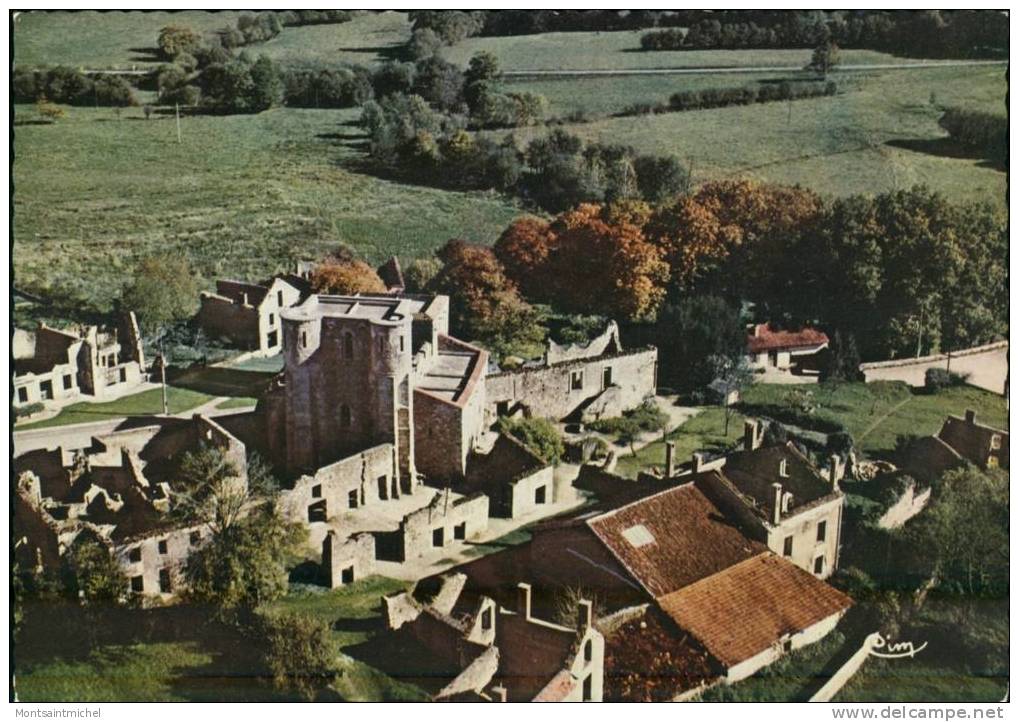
[497,416,564,464]
[708,353,754,435]
[258,611,340,701]
[493,215,555,298]
[808,38,840,77]
[403,257,442,293]
[184,504,306,614]
[309,260,387,295]
[633,155,690,204]
[121,254,200,341]
[158,25,202,59]
[36,98,65,123]
[655,295,745,392]
[249,55,282,111]
[170,443,252,534]
[821,330,863,383]
[63,533,128,607]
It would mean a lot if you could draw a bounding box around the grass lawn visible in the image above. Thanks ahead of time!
[490,64,1006,209]
[216,396,258,410]
[613,407,744,479]
[13,104,524,310]
[740,382,1008,459]
[267,576,429,702]
[16,386,218,430]
[228,354,285,373]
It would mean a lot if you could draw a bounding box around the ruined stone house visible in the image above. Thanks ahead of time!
[13,415,248,599]
[898,408,1009,486]
[376,574,604,702]
[484,321,658,424]
[685,420,846,580]
[196,277,304,355]
[13,312,145,408]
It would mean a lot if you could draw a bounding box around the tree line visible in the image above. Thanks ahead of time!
[620,78,837,118]
[13,66,136,106]
[938,107,1008,165]
[640,10,1007,59]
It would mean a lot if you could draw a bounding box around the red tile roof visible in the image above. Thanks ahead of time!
[657,553,852,669]
[747,323,829,354]
[587,481,766,597]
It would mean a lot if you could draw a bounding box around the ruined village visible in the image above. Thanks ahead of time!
[11,8,1009,706]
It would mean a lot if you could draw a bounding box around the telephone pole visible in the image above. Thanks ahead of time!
[175,102,182,144]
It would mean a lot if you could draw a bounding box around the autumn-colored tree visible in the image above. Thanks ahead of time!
[309,260,387,295]
[645,195,735,292]
[547,203,668,321]
[431,239,545,358]
[493,215,556,298]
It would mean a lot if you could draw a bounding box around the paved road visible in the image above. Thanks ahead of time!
[861,345,1008,396]
[503,59,1006,79]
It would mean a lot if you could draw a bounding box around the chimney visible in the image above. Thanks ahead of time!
[240,292,249,306]
[752,324,762,338]
[965,409,976,424]
[829,454,841,490]
[576,599,593,632]
[772,482,783,525]
[491,686,507,703]
[779,458,789,478]
[517,582,532,620]
[692,452,706,473]
[665,441,676,477]
[744,419,760,451]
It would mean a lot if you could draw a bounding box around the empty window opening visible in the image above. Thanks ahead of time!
[584,639,593,663]
[63,374,73,390]
[432,527,444,547]
[814,555,825,575]
[189,531,201,547]
[301,331,308,348]
[268,313,275,327]
[348,489,359,509]
[481,608,493,631]
[157,539,168,555]
[816,520,827,543]
[159,569,172,594]
[496,400,510,417]
[602,366,613,389]
[277,290,284,307]
[582,675,593,702]
[399,336,405,352]
[39,380,53,400]
[783,637,793,653]
[570,370,584,391]
[17,387,27,403]
[128,547,142,563]
[131,576,144,593]
[312,484,322,499]
[454,522,466,540]
[378,476,389,500]
[119,367,127,383]
[341,566,354,585]
[783,536,794,557]
[534,486,547,505]
[308,500,327,522]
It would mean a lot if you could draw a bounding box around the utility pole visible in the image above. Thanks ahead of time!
[175,102,182,144]
[160,354,169,415]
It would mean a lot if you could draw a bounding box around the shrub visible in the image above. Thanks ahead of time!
[257,611,339,701]
[497,416,565,464]
[924,367,969,392]
[13,402,45,420]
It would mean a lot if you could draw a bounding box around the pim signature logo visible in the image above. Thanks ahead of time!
[866,631,928,659]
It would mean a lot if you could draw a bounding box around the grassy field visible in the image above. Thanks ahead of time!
[613,406,745,479]
[739,381,1008,459]
[13,10,247,69]
[16,386,217,430]
[493,64,1007,209]
[13,104,524,309]
[444,31,910,72]
[266,576,428,702]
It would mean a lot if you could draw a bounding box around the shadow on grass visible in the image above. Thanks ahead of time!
[886,137,1006,172]
[168,366,276,397]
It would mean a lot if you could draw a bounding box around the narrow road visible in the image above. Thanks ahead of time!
[503,59,1006,79]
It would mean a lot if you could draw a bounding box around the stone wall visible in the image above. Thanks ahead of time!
[507,465,556,519]
[877,483,932,529]
[197,294,262,350]
[279,443,397,545]
[323,531,376,588]
[115,523,210,598]
[378,491,489,562]
[859,341,1008,394]
[485,347,657,422]
[414,390,468,482]
[809,633,881,702]
[766,496,843,580]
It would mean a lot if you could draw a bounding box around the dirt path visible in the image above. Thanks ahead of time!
[503,59,1006,79]
[857,396,913,443]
